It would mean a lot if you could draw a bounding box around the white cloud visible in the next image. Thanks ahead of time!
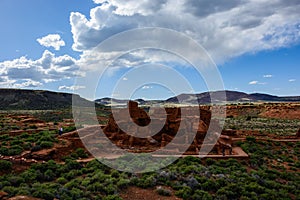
[122,77,128,81]
[2,0,300,92]
[44,79,56,83]
[249,80,267,85]
[0,77,42,88]
[13,80,43,88]
[0,76,16,87]
[0,50,79,88]
[95,0,167,16]
[58,85,86,91]
[142,85,152,89]
[37,34,65,50]
[263,74,273,78]
[70,0,300,67]
[249,81,258,85]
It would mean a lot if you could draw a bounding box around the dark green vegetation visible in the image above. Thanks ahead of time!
[225,116,300,136]
[31,110,73,123]
[0,130,58,156]
[0,89,95,110]
[0,111,72,134]
[0,139,299,199]
[0,107,109,134]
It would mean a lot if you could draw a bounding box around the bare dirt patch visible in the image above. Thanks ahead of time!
[120,186,181,200]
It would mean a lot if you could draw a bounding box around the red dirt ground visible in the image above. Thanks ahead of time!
[120,186,181,200]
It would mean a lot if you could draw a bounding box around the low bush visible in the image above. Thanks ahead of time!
[191,190,213,200]
[156,186,172,196]
[39,141,53,149]
[8,145,23,156]
[116,178,130,189]
[0,160,12,171]
[103,195,123,200]
[75,148,88,158]
[56,177,68,184]
[175,186,192,199]
[31,145,42,152]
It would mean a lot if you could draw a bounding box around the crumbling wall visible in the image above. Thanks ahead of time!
[103,101,232,154]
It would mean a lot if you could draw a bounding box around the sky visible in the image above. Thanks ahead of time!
[0,0,299,100]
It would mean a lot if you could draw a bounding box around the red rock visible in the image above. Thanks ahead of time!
[0,191,8,199]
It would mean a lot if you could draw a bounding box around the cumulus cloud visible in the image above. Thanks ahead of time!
[94,0,168,16]
[58,85,86,91]
[2,0,300,91]
[289,79,296,82]
[37,34,65,50]
[70,0,300,67]
[0,50,79,88]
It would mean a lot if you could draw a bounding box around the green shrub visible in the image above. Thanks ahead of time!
[43,169,56,181]
[63,126,76,133]
[20,169,38,183]
[57,177,68,184]
[7,176,25,187]
[32,189,55,200]
[103,195,122,200]
[8,145,23,156]
[65,159,82,171]
[156,186,172,196]
[63,170,79,180]
[70,187,84,199]
[25,136,35,143]
[111,169,121,178]
[2,186,18,197]
[86,159,109,171]
[10,140,23,146]
[0,147,9,155]
[22,142,32,150]
[117,178,130,189]
[104,183,117,195]
[246,136,256,142]
[175,186,192,199]
[0,160,12,171]
[31,145,42,152]
[20,133,29,138]
[136,175,157,188]
[191,190,213,200]
[0,180,11,189]
[86,182,105,192]
[40,141,53,149]
[76,148,88,158]
[206,158,216,165]
[0,134,10,140]
[39,134,55,142]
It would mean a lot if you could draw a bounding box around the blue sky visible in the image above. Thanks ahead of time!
[0,0,299,100]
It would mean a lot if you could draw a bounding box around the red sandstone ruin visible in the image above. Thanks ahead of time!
[102,101,233,155]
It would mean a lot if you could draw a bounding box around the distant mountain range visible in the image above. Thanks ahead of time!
[0,89,299,110]
[96,90,300,106]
